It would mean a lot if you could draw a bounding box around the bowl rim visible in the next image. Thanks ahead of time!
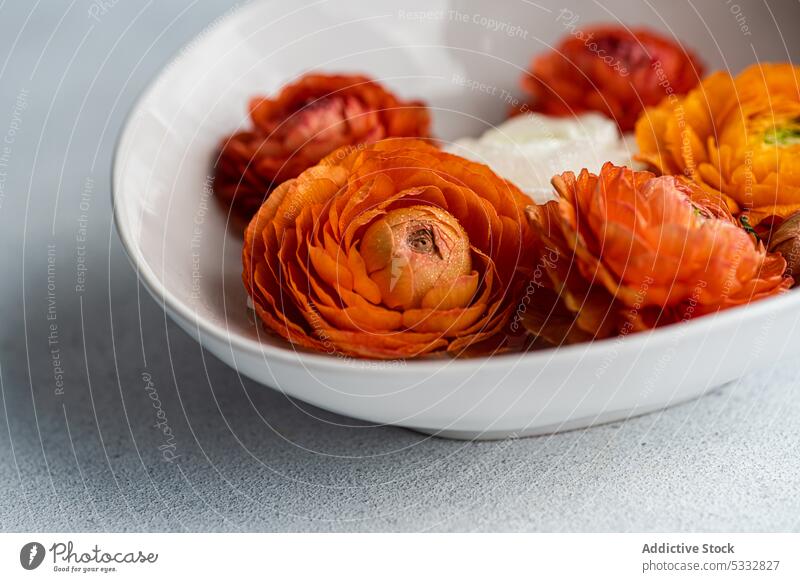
[110,0,800,373]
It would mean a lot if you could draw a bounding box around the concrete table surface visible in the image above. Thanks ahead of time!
[1,1,799,532]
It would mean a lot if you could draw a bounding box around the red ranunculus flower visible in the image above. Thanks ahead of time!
[519,26,703,132]
[215,73,431,216]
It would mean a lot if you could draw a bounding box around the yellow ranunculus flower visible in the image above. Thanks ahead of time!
[636,63,800,224]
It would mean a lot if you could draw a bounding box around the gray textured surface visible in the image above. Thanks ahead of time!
[1,0,800,532]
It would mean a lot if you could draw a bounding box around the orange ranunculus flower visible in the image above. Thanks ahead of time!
[522,163,791,345]
[519,26,703,132]
[243,138,536,359]
[215,73,431,216]
[636,63,800,223]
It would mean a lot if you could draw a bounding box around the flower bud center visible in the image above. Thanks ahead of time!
[360,205,471,309]
[408,224,439,255]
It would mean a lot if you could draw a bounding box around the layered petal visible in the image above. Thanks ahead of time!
[522,163,792,344]
[519,26,703,131]
[636,63,800,222]
[243,138,537,359]
[215,73,431,216]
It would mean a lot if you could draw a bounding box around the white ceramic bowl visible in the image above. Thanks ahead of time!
[113,0,800,439]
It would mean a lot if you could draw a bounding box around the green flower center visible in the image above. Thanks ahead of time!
[764,119,800,146]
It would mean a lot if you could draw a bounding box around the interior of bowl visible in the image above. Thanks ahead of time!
[113,0,795,363]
